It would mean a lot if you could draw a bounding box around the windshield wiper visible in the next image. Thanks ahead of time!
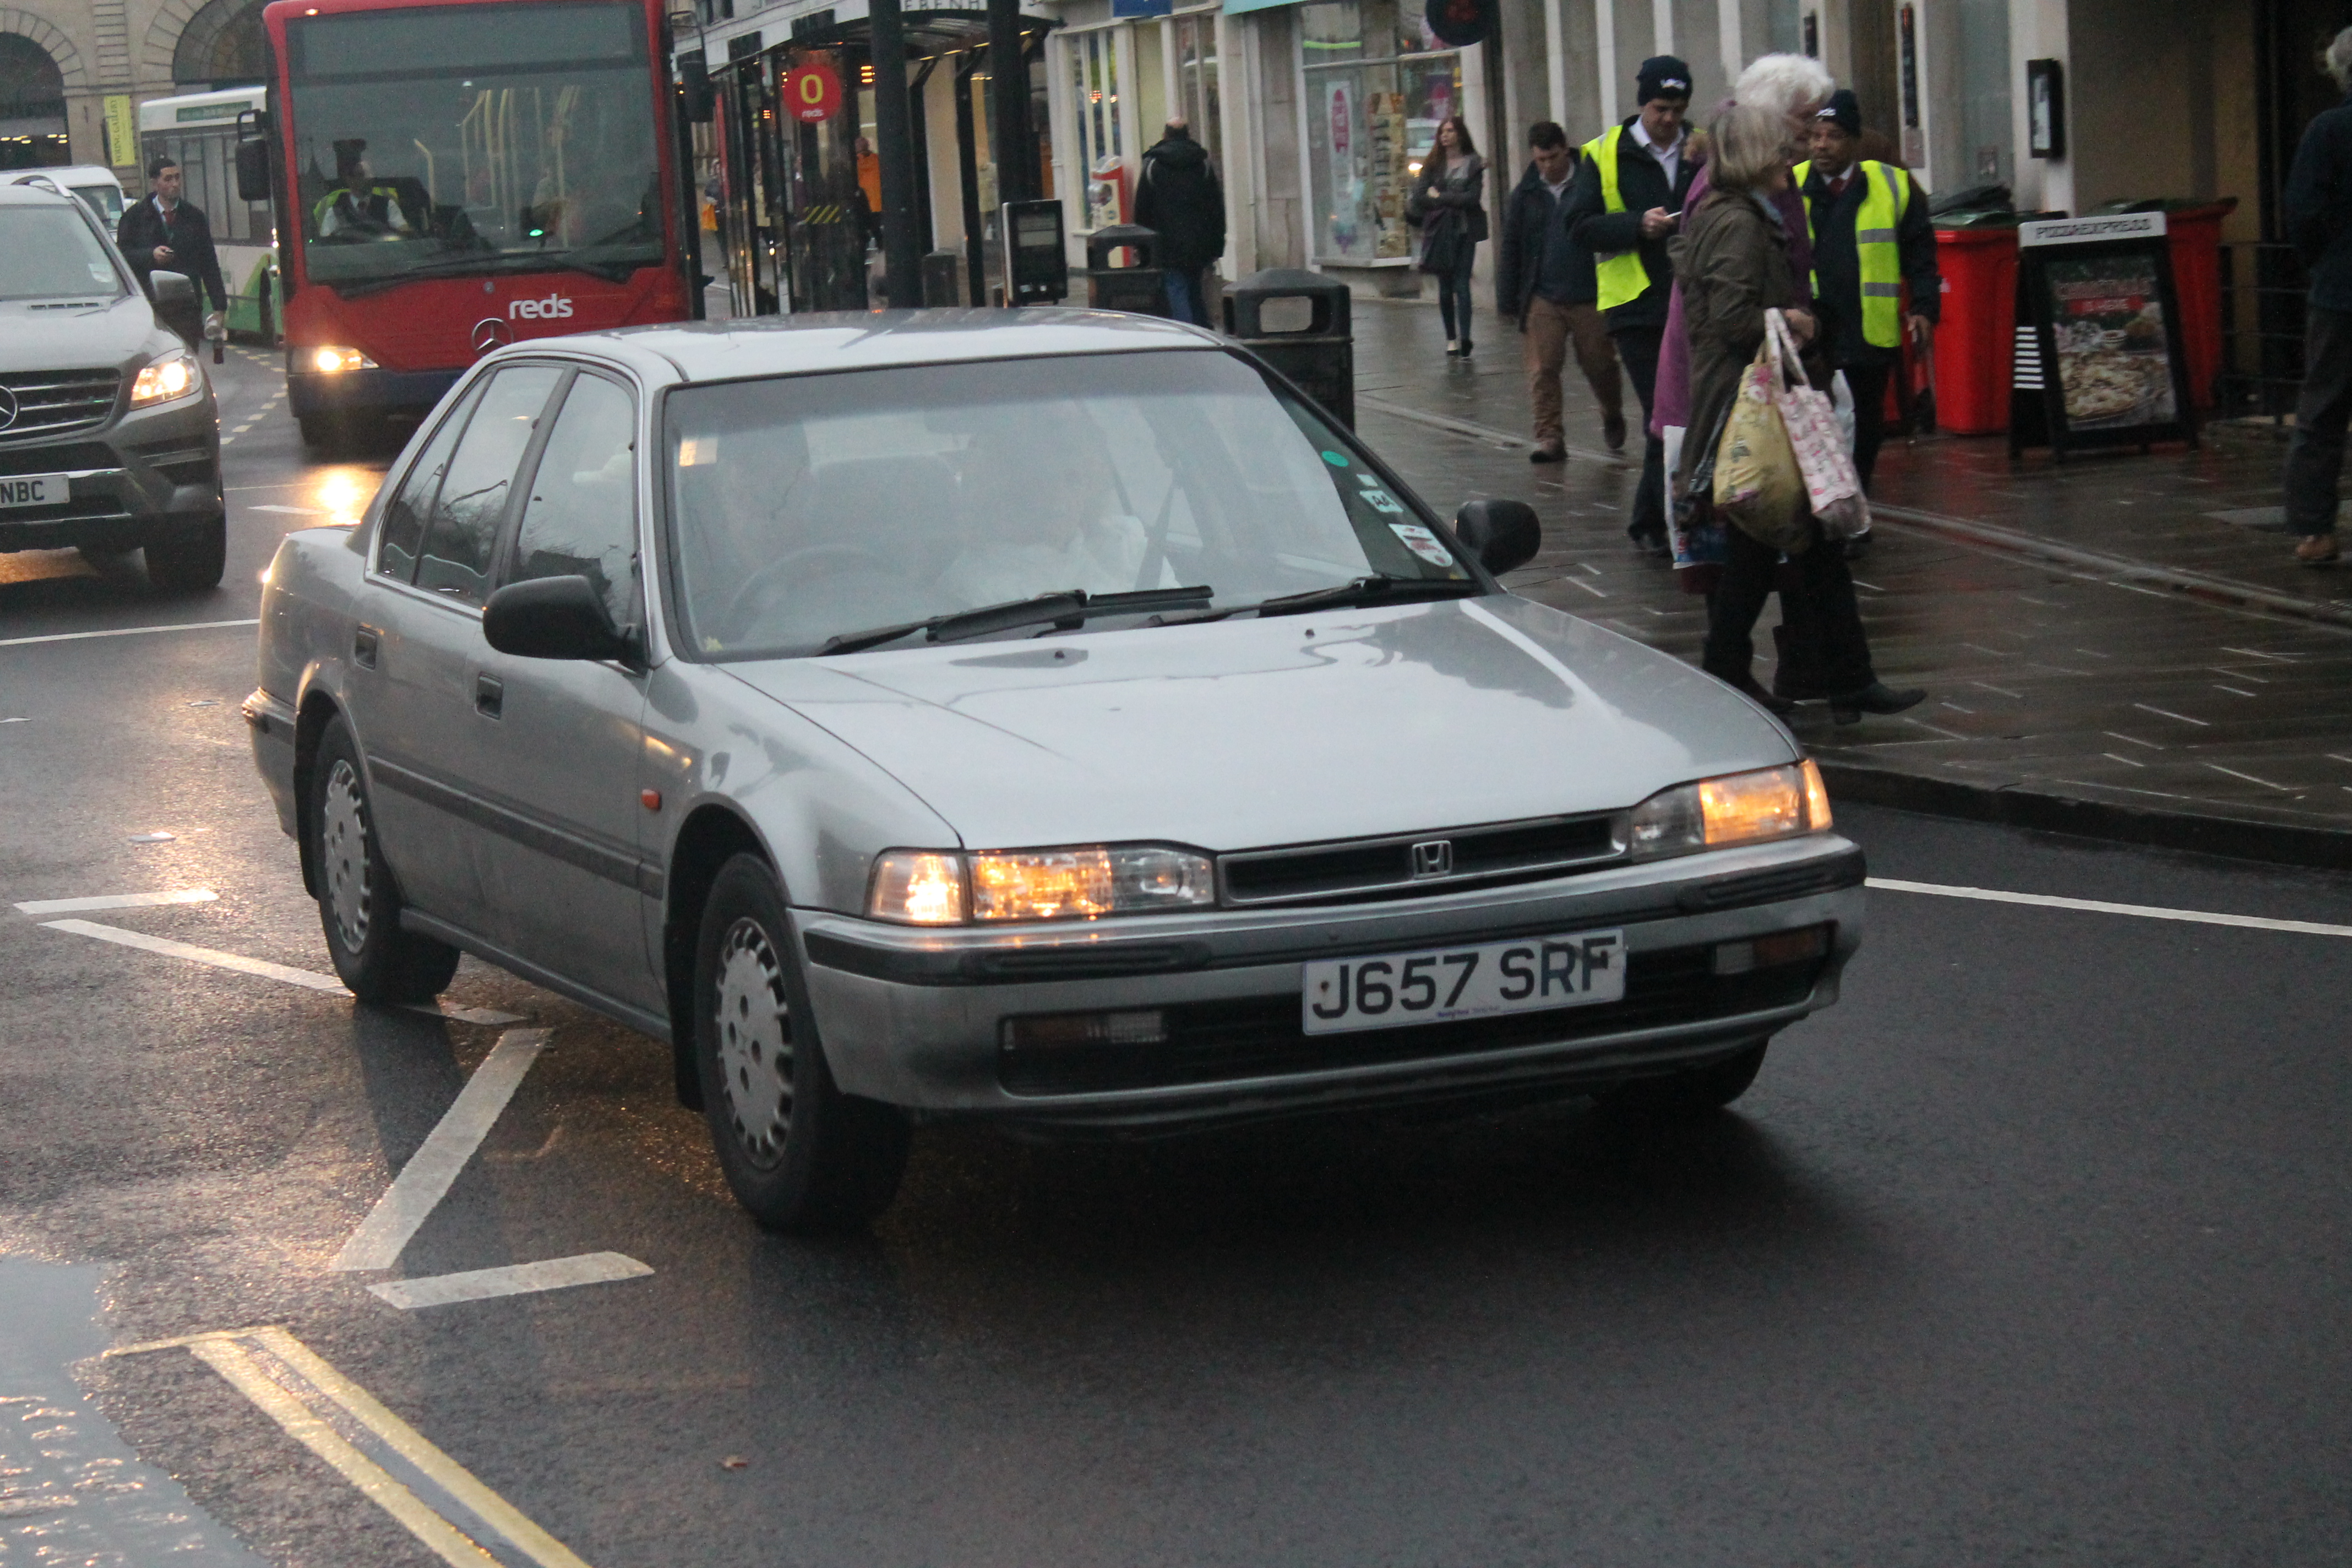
[1245,575,1485,619]
[818,585,1215,656]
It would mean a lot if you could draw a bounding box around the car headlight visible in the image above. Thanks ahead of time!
[1627,760,1832,860]
[129,348,202,407]
[307,345,378,374]
[868,845,1217,924]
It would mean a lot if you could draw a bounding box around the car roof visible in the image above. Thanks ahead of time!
[0,183,89,208]
[520,308,1227,386]
[9,167,122,189]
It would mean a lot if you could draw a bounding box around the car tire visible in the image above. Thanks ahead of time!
[145,516,226,592]
[309,716,460,1003]
[297,412,349,455]
[1596,1039,1770,1120]
[693,852,911,1232]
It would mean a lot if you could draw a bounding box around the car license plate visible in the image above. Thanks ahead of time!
[1302,928,1626,1036]
[0,475,66,509]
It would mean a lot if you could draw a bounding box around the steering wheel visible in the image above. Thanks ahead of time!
[712,543,900,643]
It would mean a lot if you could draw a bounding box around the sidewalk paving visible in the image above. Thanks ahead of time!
[1344,297,2352,867]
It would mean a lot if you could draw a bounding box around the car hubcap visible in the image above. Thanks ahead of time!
[320,759,371,952]
[714,917,793,1170]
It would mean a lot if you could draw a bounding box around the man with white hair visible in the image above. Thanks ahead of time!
[1651,52,1837,532]
[2282,25,2352,567]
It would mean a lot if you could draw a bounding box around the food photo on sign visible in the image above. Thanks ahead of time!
[2046,255,2177,428]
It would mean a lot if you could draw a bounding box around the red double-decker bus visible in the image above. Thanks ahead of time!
[254,0,699,449]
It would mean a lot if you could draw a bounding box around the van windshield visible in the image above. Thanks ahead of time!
[0,206,128,302]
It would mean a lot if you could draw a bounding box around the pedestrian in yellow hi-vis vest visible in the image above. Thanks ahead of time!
[1796,90,1940,492]
[1564,55,1699,557]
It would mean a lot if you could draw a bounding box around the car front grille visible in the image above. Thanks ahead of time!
[1220,812,1625,906]
[0,369,122,442]
[997,943,1823,1097]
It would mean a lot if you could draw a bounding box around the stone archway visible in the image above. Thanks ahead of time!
[0,30,68,169]
[159,0,269,89]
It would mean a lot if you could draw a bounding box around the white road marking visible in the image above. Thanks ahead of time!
[115,1325,592,1568]
[37,919,522,1026]
[250,504,317,514]
[127,831,176,843]
[13,888,217,916]
[332,1030,549,1272]
[1868,879,2352,938]
[367,1253,653,1310]
[0,618,259,649]
[2132,703,2209,727]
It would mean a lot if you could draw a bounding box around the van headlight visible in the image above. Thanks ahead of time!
[1627,760,1832,860]
[868,845,1217,924]
[129,347,203,407]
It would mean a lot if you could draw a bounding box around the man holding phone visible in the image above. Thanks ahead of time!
[117,158,228,340]
[1564,56,1700,556]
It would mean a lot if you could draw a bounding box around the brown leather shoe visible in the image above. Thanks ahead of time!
[2296,533,2340,567]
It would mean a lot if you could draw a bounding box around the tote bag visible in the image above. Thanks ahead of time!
[1712,334,1810,556]
[1765,309,1870,539]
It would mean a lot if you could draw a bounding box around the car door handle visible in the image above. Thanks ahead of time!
[474,674,503,719]
[353,626,380,669]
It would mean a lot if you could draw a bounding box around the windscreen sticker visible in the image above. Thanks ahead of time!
[1387,522,1455,567]
[1321,450,1351,467]
[1354,481,1406,515]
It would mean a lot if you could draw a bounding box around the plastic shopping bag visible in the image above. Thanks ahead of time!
[1713,335,1810,556]
[1767,309,1870,540]
[1831,370,1856,452]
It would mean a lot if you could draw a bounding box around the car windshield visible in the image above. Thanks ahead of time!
[662,349,1472,660]
[0,206,127,302]
[283,0,663,290]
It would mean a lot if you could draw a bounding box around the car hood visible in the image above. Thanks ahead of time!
[721,596,1795,852]
[0,295,157,371]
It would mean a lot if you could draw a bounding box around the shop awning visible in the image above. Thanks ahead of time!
[1221,0,1309,13]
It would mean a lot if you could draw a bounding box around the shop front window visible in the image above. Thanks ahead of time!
[1174,10,1219,166]
[1066,28,1124,230]
[1300,0,1459,265]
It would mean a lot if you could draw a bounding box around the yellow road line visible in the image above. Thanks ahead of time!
[113,1325,592,1568]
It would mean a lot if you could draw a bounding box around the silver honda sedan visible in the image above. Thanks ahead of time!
[247,311,1864,1231]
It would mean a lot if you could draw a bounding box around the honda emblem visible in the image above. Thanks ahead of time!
[1410,840,1453,878]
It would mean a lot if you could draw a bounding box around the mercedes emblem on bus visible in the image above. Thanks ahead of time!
[0,386,18,432]
[470,318,514,355]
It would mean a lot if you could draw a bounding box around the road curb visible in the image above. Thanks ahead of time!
[1816,761,2352,872]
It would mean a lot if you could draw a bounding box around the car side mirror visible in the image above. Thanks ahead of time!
[149,270,202,346]
[483,575,637,662]
[235,138,271,204]
[1452,498,1542,576]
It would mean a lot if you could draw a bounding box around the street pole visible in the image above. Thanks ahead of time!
[986,0,1029,208]
[869,0,922,307]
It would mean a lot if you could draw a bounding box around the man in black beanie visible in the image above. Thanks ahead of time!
[1564,55,1698,556]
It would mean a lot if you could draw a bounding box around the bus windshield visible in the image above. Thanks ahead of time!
[284,0,663,292]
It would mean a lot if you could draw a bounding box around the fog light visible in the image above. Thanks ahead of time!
[1001,1009,1168,1052]
[1711,923,1831,976]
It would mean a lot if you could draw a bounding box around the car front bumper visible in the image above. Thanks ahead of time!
[793,833,1866,1129]
[0,390,220,555]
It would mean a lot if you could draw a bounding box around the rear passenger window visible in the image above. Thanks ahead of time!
[413,365,561,606]
[507,374,638,628]
[377,383,481,582]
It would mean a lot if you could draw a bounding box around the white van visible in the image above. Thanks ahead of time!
[8,166,128,231]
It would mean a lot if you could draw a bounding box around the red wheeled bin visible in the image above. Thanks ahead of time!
[1930,225,2023,435]
[2163,198,2237,411]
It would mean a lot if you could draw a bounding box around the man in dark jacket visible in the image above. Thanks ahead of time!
[1799,90,1937,489]
[1496,121,1625,461]
[1565,56,1699,553]
[2283,27,2352,567]
[117,158,228,325]
[1134,119,1226,326]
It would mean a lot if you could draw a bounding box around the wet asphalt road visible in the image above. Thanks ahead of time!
[5,347,2352,1567]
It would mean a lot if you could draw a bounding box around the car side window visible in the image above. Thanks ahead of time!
[505,373,638,628]
[412,364,562,607]
[377,383,482,582]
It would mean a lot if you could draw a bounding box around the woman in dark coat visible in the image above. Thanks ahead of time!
[1673,102,1922,722]
[1411,116,1487,359]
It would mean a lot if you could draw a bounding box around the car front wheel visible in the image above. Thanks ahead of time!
[145,516,226,592]
[1596,1039,1770,1119]
[309,715,460,1003]
[693,853,910,1232]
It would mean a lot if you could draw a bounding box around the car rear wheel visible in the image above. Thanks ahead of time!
[145,516,225,592]
[693,853,910,1232]
[1596,1039,1770,1119]
[309,715,460,1003]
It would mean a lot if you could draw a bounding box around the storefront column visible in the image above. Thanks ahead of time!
[1594,0,1620,128]
[1544,0,1569,124]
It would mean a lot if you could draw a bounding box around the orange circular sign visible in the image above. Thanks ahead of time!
[785,62,843,123]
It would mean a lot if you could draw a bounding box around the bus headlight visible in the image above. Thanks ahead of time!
[129,348,203,407]
[307,345,377,374]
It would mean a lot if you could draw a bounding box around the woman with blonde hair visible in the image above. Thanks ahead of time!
[1674,102,1922,722]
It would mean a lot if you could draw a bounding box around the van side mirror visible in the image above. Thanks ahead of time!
[484,575,638,662]
[236,138,271,204]
[1452,498,1542,576]
[678,58,715,124]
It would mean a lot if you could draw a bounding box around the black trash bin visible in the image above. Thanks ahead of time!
[921,249,965,307]
[1223,268,1353,428]
[1086,225,1165,315]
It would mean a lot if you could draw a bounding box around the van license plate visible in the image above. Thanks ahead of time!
[0,475,65,509]
[1301,929,1627,1036]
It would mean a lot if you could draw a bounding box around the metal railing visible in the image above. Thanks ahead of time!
[2215,241,2308,424]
